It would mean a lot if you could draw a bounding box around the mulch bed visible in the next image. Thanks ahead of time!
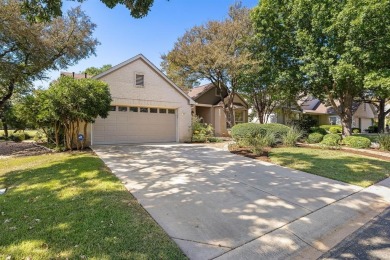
[0,141,52,158]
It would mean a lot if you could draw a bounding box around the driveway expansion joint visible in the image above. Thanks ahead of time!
[171,237,232,249]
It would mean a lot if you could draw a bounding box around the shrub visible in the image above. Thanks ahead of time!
[367,125,379,133]
[10,132,26,142]
[191,115,214,143]
[378,134,390,151]
[231,123,265,141]
[289,115,317,134]
[310,127,327,135]
[320,125,342,132]
[207,137,222,143]
[329,126,342,134]
[343,136,371,149]
[231,123,290,143]
[283,127,303,147]
[307,133,324,144]
[320,134,341,148]
[34,130,47,143]
[352,128,361,134]
[261,123,290,139]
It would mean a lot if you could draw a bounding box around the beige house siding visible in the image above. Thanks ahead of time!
[86,56,192,145]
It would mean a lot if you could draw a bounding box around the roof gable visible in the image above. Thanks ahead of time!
[93,54,195,104]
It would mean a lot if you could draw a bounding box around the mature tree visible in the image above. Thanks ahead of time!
[44,77,112,149]
[162,4,253,128]
[337,0,390,132]
[82,64,112,77]
[289,0,368,136]
[21,0,154,21]
[248,0,303,124]
[0,0,98,113]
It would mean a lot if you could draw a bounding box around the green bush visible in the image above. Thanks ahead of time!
[231,123,290,143]
[343,136,371,149]
[283,127,303,147]
[307,133,324,144]
[367,125,379,133]
[207,137,222,143]
[329,126,342,134]
[320,133,341,148]
[33,130,47,143]
[378,134,390,151]
[352,128,361,134]
[289,115,317,134]
[191,115,214,143]
[320,125,342,132]
[310,127,327,135]
[231,123,265,141]
[10,132,26,142]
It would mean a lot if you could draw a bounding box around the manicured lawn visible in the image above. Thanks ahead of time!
[0,153,186,259]
[269,147,390,187]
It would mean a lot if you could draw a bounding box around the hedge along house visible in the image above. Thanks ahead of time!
[188,83,249,136]
[264,96,377,131]
[72,54,194,145]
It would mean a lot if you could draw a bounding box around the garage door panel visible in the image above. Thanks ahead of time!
[93,109,176,145]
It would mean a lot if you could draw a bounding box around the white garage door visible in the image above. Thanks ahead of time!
[93,106,177,145]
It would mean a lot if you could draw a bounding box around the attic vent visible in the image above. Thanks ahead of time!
[135,74,144,87]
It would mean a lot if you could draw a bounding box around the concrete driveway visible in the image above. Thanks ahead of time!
[93,144,390,260]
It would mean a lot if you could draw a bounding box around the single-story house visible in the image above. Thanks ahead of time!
[265,96,377,130]
[64,54,194,145]
[188,83,249,136]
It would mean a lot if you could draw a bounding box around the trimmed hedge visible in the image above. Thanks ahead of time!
[310,127,327,135]
[10,132,26,142]
[320,125,342,132]
[231,123,290,141]
[320,133,341,147]
[329,126,341,134]
[307,133,324,144]
[352,128,361,134]
[343,136,371,149]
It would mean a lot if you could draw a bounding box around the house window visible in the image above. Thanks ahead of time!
[109,106,116,111]
[168,109,175,114]
[135,73,144,87]
[159,108,167,113]
[140,107,148,113]
[329,116,340,125]
[150,108,158,113]
[235,111,244,124]
[118,106,127,112]
[129,107,138,112]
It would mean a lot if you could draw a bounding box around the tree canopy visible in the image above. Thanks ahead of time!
[82,64,112,77]
[0,0,99,112]
[162,4,253,127]
[21,0,154,21]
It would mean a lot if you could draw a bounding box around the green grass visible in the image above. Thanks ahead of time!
[269,147,390,187]
[0,130,38,138]
[0,153,186,259]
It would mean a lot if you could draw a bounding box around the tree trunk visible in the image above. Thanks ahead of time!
[377,98,386,133]
[0,80,15,112]
[82,122,88,149]
[340,112,353,136]
[3,122,8,138]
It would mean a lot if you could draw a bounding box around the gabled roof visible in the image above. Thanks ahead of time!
[93,54,195,105]
[188,83,215,100]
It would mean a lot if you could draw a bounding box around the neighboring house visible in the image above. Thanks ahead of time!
[264,96,377,130]
[188,83,249,136]
[63,54,194,145]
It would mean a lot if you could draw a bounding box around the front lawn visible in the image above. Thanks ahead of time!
[0,153,186,259]
[269,147,390,187]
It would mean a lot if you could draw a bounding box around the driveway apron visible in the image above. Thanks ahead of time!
[93,144,382,259]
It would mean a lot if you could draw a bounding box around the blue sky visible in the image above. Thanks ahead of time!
[36,0,259,88]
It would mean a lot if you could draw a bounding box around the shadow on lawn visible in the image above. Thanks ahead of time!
[270,150,390,187]
[0,154,186,259]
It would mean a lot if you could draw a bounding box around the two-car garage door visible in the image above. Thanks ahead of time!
[92,106,177,145]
